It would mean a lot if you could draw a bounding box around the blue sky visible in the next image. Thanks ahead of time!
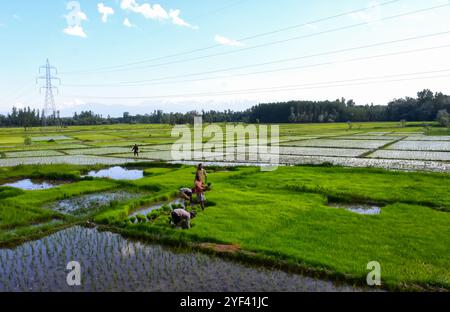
[1,0,450,116]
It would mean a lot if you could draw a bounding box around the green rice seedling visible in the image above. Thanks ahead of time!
[136,214,146,223]
[129,216,136,224]
[161,204,172,213]
[147,211,160,221]
[0,186,24,199]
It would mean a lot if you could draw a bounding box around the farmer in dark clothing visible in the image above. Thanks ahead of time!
[171,209,196,229]
[132,144,140,157]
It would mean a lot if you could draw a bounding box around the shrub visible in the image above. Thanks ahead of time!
[400,119,407,128]
[24,137,32,145]
[436,110,450,128]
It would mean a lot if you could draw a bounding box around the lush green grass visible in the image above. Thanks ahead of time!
[0,121,448,290]
[0,164,157,232]
[426,128,450,136]
[82,164,450,290]
[188,190,449,290]
[1,163,448,290]
[0,136,25,145]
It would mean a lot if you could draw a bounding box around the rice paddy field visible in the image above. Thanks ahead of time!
[0,122,449,292]
[0,122,448,171]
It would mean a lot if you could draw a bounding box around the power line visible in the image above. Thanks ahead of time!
[110,3,450,74]
[1,81,35,104]
[62,0,404,75]
[63,69,450,100]
[62,32,450,88]
[189,0,251,21]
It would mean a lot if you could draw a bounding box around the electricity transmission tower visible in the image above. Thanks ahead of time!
[36,59,61,127]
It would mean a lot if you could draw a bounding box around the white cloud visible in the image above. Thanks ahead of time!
[121,0,168,19]
[120,0,196,28]
[77,11,88,22]
[169,9,198,29]
[214,34,244,47]
[98,3,114,23]
[123,18,135,28]
[63,25,87,38]
[63,9,88,38]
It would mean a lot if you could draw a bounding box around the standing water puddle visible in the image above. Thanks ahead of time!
[328,203,381,215]
[0,227,364,292]
[3,179,67,191]
[86,166,144,180]
[47,191,142,215]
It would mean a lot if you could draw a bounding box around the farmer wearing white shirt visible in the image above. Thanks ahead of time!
[171,209,196,229]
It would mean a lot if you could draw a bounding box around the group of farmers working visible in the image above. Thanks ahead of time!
[171,164,209,229]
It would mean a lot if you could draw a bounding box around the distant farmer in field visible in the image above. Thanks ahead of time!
[171,208,196,229]
[194,171,206,211]
[132,144,140,157]
[179,187,194,207]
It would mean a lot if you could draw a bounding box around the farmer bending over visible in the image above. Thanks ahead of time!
[179,187,194,207]
[171,209,196,229]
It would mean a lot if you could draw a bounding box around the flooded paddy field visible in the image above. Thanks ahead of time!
[0,124,449,291]
[86,166,144,180]
[3,179,68,191]
[0,227,363,292]
[171,156,450,172]
[0,128,449,173]
[0,155,141,167]
[46,191,144,215]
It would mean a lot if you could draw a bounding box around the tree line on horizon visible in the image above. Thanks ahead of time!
[0,89,449,128]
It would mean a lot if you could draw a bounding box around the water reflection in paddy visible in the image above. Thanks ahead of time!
[0,227,363,292]
[3,179,66,191]
[86,166,144,180]
[329,203,381,215]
